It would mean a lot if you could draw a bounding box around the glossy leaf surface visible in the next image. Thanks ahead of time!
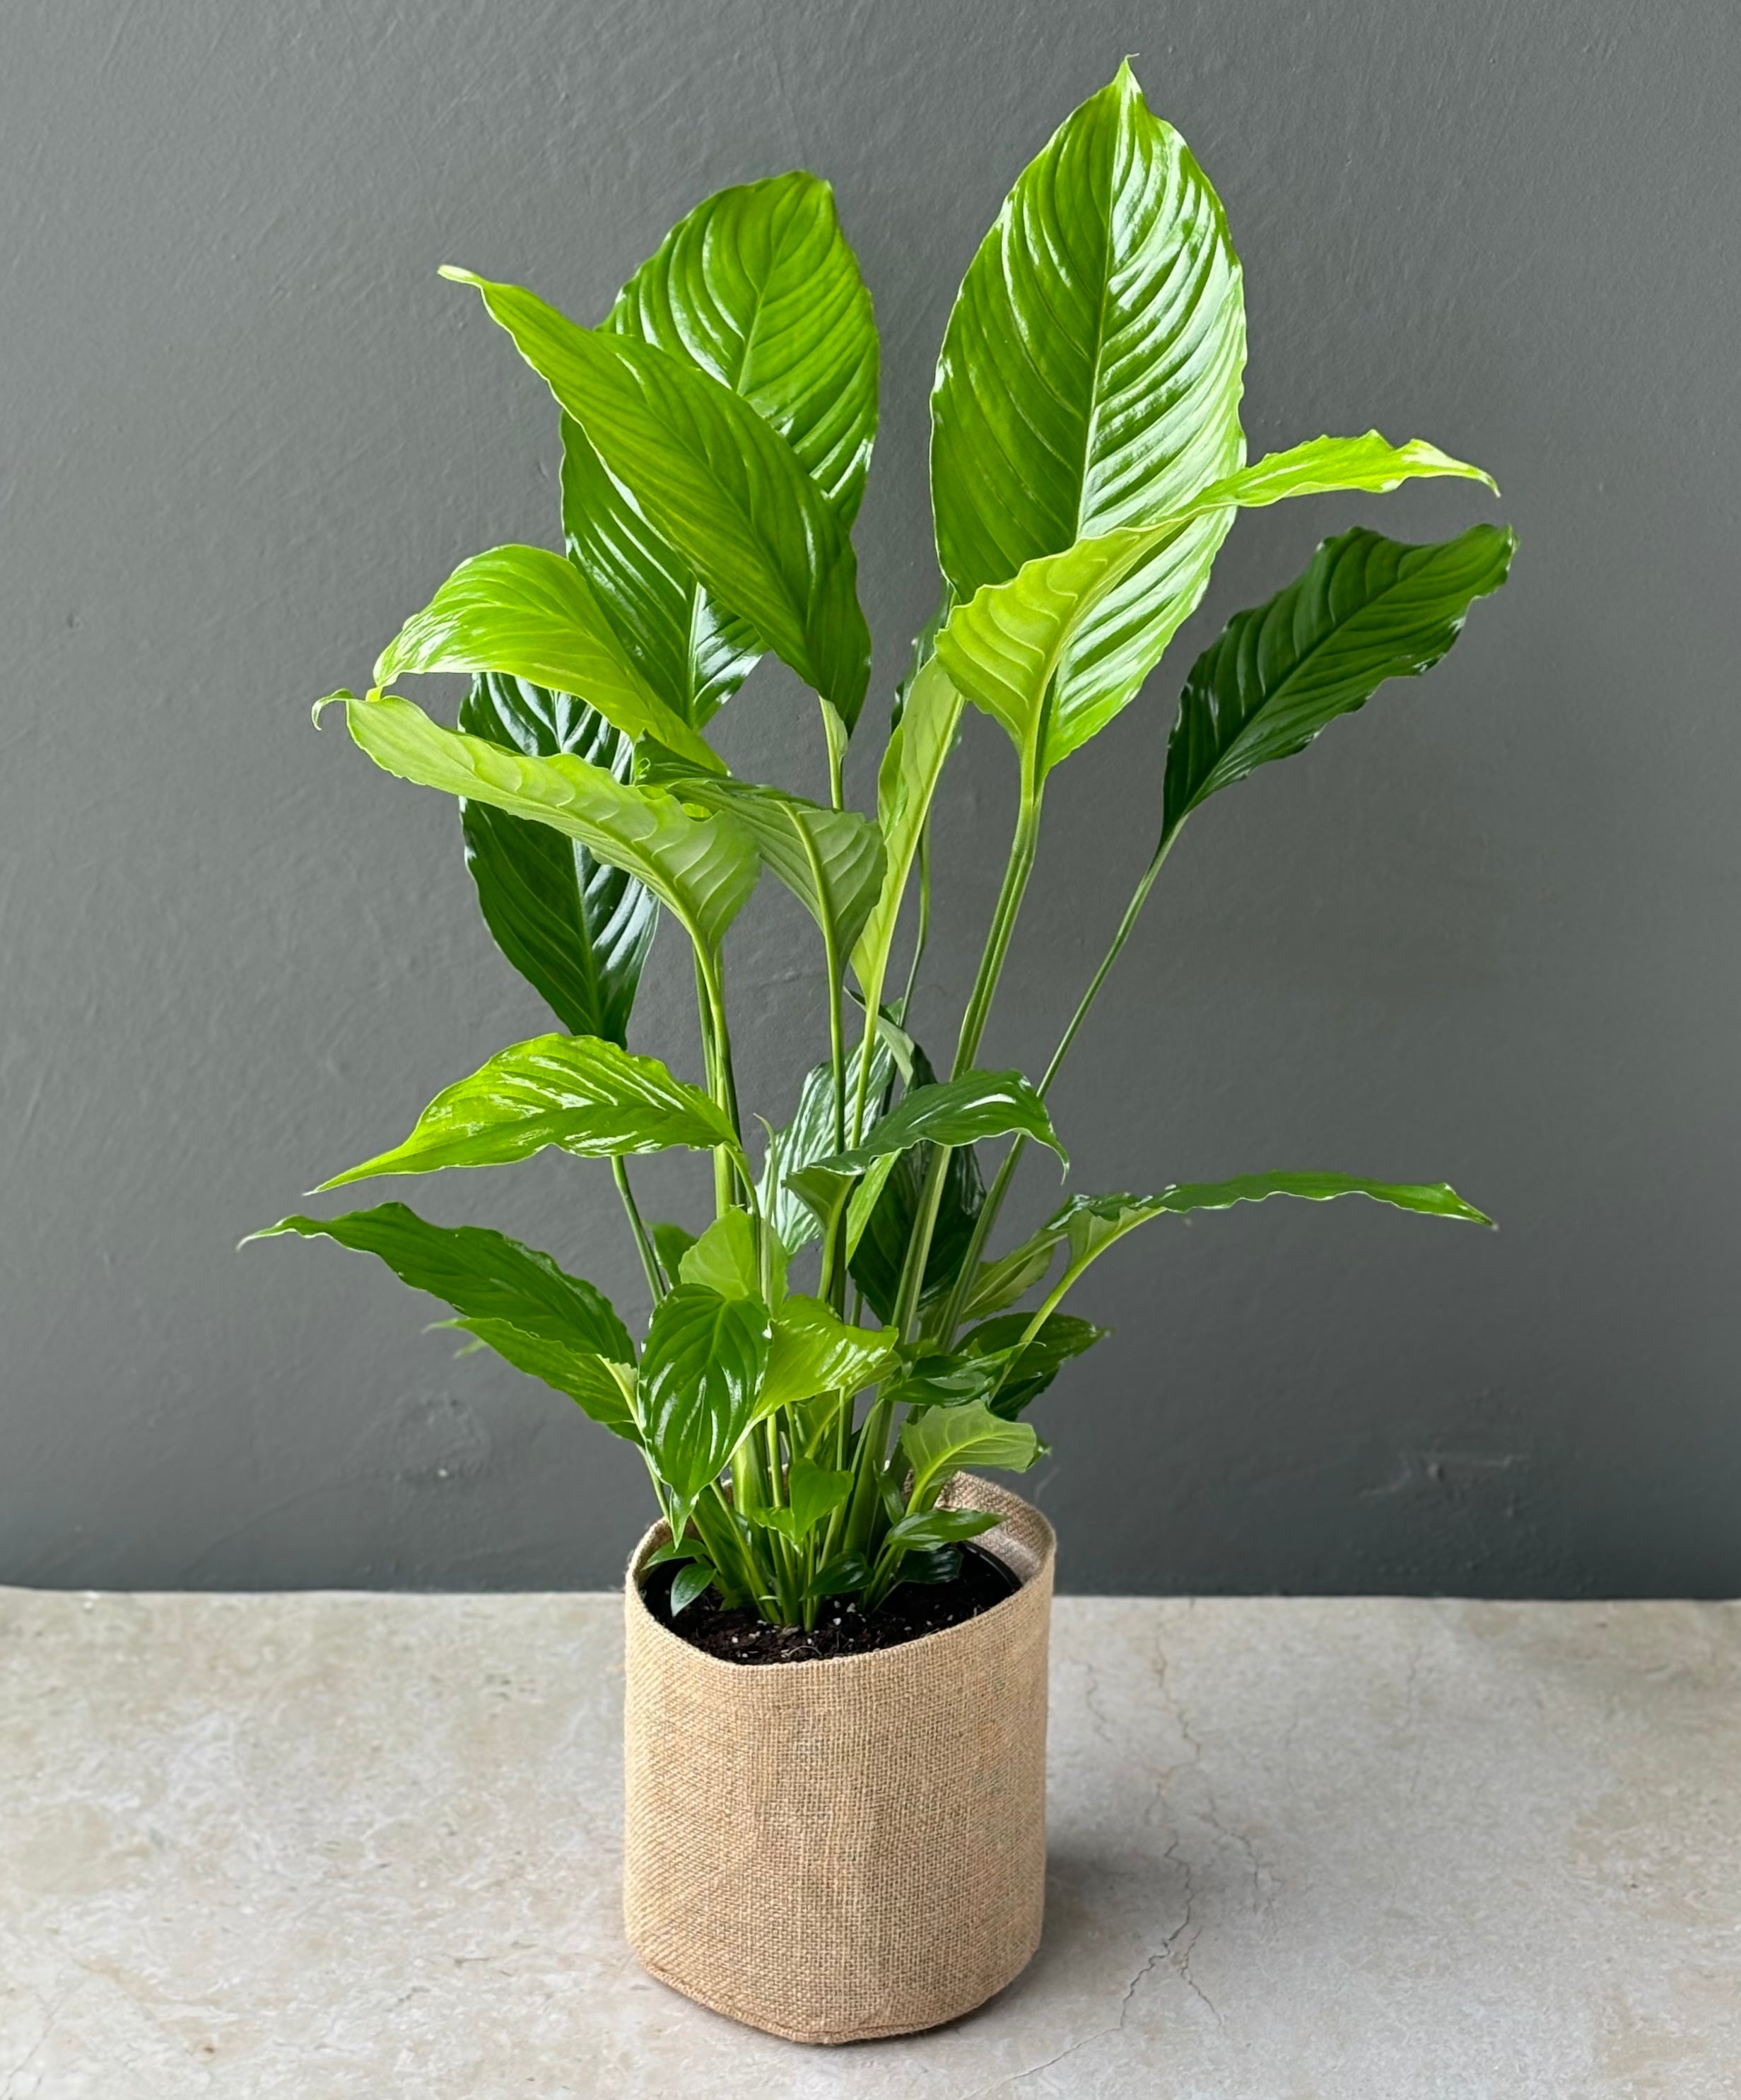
[317,1033,739,1190]
[1161,523,1517,846]
[848,655,964,999]
[565,172,878,726]
[375,545,717,770]
[638,753,886,961]
[253,1203,633,1361]
[444,269,872,727]
[757,1295,898,1414]
[807,1068,1065,1177]
[936,434,1497,775]
[959,1310,1108,1416]
[639,1284,773,1500]
[901,1397,1041,1503]
[457,674,657,1045]
[759,1036,896,1255]
[326,689,758,954]
[457,1317,640,1441]
[931,61,1247,748]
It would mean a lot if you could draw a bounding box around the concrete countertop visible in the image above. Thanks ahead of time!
[2,1588,1735,2096]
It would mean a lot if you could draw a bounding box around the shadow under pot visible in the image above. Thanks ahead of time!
[621,1475,1056,2044]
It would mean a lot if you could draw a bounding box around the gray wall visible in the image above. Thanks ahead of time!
[6,0,1737,1595]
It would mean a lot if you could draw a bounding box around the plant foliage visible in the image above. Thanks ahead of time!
[266,67,1511,1629]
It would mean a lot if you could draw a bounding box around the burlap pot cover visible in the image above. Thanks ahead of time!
[622,1474,1055,2044]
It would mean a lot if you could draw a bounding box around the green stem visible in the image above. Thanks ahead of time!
[611,1156,664,1304]
[934,829,1178,1347]
[896,821,932,1023]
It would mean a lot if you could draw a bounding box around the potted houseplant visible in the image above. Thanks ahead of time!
[259,64,1513,2043]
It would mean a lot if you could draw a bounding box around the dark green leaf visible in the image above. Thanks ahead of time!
[250,1202,633,1360]
[669,1560,717,1614]
[889,1545,961,1587]
[847,1044,988,1325]
[1161,523,1517,847]
[959,1312,1109,1416]
[457,673,657,1046]
[564,172,879,727]
[931,63,1247,753]
[883,1506,1002,1552]
[880,1348,1009,1413]
[457,1317,640,1442]
[807,1551,871,1600]
[640,1284,773,1501]
[643,1535,704,1569]
[375,545,718,770]
[443,269,872,729]
[323,689,759,955]
[651,1221,698,1280]
[316,1033,739,1190]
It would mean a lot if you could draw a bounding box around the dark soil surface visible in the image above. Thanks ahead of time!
[642,1543,1019,1664]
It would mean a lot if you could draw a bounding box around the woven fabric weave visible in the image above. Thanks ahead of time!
[622,1476,1055,2043]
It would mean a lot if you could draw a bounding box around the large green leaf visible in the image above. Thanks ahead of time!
[457,673,657,1045]
[900,1397,1040,1506]
[637,754,886,963]
[639,1284,772,1500]
[807,1068,1066,1176]
[1160,523,1517,847]
[322,688,758,954]
[930,63,1246,752]
[756,1295,897,1415]
[250,1202,633,1359]
[848,655,965,1003]
[457,1318,640,1443]
[564,172,879,727]
[935,433,1499,775]
[375,545,719,771]
[846,1130,985,1326]
[316,1033,740,1190]
[442,268,872,728]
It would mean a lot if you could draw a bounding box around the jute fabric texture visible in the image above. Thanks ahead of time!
[622,1477,1055,2044]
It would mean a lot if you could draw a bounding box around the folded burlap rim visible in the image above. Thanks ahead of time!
[621,1477,1055,2044]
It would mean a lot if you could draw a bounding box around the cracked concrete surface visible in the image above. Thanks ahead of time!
[1,1591,1737,2096]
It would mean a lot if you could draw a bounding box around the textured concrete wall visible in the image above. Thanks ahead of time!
[5,0,1736,1592]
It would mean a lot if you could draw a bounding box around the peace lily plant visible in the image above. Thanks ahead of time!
[264,65,1512,1635]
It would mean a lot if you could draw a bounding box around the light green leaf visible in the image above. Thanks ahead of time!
[848,655,965,1002]
[677,1209,760,1299]
[931,63,1246,758]
[564,172,879,727]
[1039,1173,1494,1300]
[935,432,1498,776]
[250,1202,633,1360]
[375,545,720,772]
[754,1459,854,1544]
[323,688,758,954]
[638,754,886,962]
[901,1397,1041,1506]
[456,1317,640,1443]
[1161,522,1517,847]
[457,673,657,1045]
[807,1069,1066,1177]
[756,1295,897,1415]
[442,268,872,729]
[640,1284,773,1501]
[959,1227,1063,1321]
[315,1033,740,1190]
